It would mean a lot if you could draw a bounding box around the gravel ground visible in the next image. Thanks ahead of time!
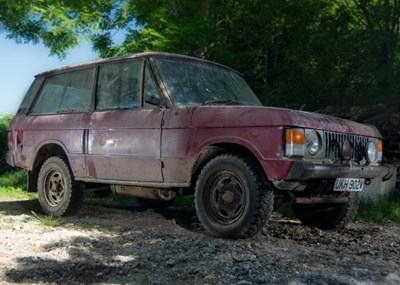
[0,197,399,285]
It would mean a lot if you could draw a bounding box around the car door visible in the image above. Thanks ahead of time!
[86,58,164,182]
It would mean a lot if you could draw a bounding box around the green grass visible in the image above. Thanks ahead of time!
[0,225,13,231]
[0,170,35,199]
[275,202,296,219]
[31,211,66,227]
[356,190,400,223]
[173,195,195,209]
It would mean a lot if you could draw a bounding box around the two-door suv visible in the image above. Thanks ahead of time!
[6,52,393,238]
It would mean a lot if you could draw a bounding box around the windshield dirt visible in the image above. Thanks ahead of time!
[154,57,262,107]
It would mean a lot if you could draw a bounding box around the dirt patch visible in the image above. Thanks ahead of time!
[0,197,399,285]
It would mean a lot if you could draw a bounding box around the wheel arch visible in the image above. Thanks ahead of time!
[28,143,69,192]
[190,143,269,190]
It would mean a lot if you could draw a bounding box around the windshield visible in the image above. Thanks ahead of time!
[153,57,262,107]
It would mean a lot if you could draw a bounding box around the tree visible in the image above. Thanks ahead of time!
[1,0,399,108]
[344,0,400,104]
[0,0,115,57]
[92,0,342,109]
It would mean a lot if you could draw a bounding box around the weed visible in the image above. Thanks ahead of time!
[31,211,66,227]
[0,170,34,200]
[275,202,296,219]
[357,191,400,223]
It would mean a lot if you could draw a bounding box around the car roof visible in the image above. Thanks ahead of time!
[35,52,239,77]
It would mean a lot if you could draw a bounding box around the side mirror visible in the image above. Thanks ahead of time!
[145,94,163,107]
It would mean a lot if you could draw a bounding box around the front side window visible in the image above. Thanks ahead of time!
[32,68,94,114]
[144,63,163,108]
[96,59,142,110]
[153,57,262,107]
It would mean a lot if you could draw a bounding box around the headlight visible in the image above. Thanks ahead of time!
[366,139,383,163]
[305,130,321,155]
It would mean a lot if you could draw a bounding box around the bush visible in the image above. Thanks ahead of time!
[0,114,14,175]
[0,170,32,199]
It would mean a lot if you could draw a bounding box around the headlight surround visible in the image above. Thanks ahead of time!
[366,139,382,164]
[305,130,321,156]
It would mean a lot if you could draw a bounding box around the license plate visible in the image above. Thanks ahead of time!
[334,178,365,192]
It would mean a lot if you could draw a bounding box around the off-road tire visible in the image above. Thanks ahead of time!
[37,156,83,216]
[195,154,274,239]
[293,192,360,230]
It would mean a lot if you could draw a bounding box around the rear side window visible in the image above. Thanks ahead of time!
[96,59,142,110]
[31,68,95,114]
[17,77,45,115]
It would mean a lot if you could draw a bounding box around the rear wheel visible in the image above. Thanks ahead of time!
[195,154,274,239]
[37,156,83,216]
[293,192,359,230]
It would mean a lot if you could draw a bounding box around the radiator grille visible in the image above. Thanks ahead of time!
[323,131,369,162]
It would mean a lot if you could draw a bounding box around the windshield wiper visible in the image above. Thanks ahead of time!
[202,99,242,106]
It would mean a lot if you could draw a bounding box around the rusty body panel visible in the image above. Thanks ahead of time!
[10,113,89,178]
[86,109,164,182]
[160,105,381,182]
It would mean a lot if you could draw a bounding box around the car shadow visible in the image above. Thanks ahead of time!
[0,199,41,216]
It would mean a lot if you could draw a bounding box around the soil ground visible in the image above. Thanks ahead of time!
[0,196,399,285]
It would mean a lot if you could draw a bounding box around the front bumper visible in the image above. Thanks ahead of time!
[285,161,394,181]
[5,151,15,167]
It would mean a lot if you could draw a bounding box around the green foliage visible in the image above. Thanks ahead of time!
[1,1,400,108]
[0,115,14,175]
[91,0,400,109]
[0,170,32,199]
[357,191,400,223]
[0,0,117,57]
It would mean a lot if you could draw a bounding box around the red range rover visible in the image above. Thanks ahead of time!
[6,52,394,238]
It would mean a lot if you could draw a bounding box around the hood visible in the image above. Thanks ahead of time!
[190,106,381,138]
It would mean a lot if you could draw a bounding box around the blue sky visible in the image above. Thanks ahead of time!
[0,34,98,115]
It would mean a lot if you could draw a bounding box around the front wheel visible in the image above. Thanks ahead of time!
[37,156,83,216]
[195,154,274,239]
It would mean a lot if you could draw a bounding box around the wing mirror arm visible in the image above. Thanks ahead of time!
[144,94,164,108]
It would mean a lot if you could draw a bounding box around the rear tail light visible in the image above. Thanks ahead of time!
[8,129,14,151]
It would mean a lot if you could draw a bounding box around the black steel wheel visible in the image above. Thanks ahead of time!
[195,154,274,239]
[38,156,83,216]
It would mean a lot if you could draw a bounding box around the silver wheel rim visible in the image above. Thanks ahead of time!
[43,168,65,207]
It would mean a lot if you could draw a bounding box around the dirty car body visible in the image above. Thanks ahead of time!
[6,52,394,238]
